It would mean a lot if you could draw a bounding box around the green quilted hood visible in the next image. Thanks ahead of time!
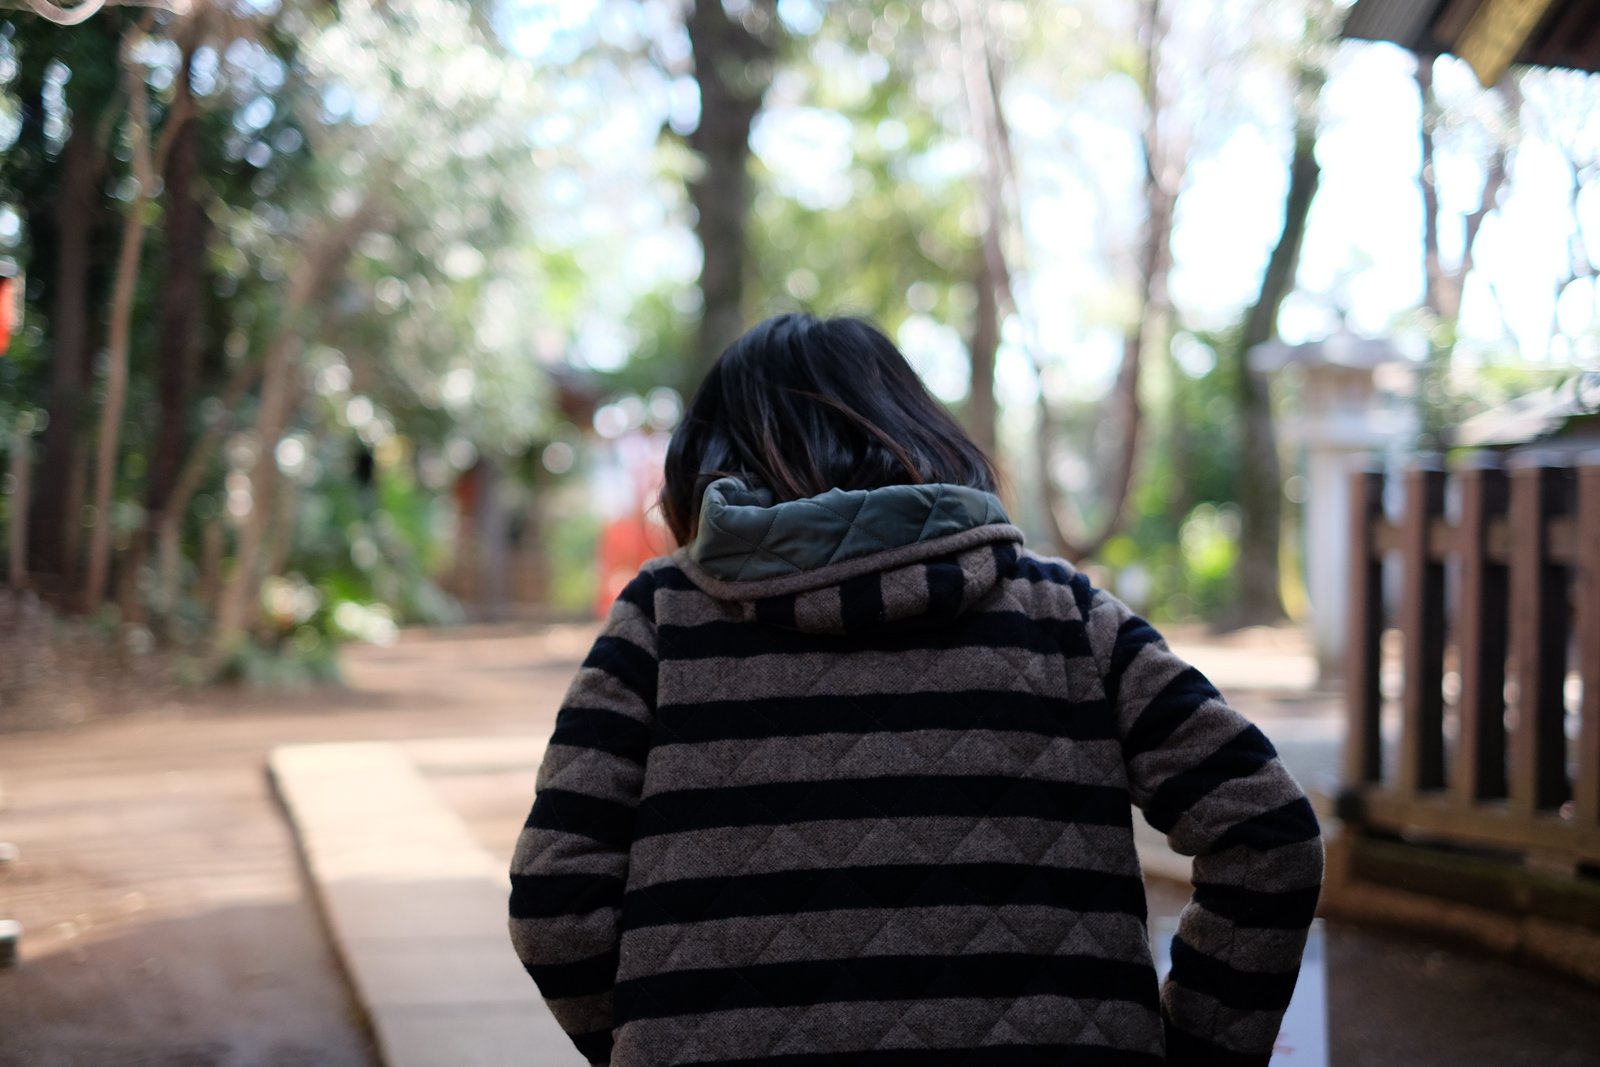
[673,477,1024,631]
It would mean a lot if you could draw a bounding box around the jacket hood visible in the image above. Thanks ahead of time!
[672,477,1024,634]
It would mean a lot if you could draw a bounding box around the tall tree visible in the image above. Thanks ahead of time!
[85,17,194,611]
[1228,57,1324,626]
[684,0,778,388]
[1415,59,1515,447]
[966,248,999,460]
[7,17,123,583]
[954,0,1010,465]
[119,32,205,620]
[30,124,100,581]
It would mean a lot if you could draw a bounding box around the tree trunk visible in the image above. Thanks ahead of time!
[196,516,224,611]
[685,0,777,390]
[82,184,150,613]
[476,456,508,622]
[7,420,32,588]
[147,49,204,520]
[29,125,100,581]
[122,44,205,622]
[260,480,301,601]
[523,491,549,606]
[155,512,185,622]
[1230,91,1321,627]
[152,351,263,619]
[1415,59,1449,448]
[966,249,999,462]
[61,434,91,588]
[210,333,296,651]
[84,35,176,614]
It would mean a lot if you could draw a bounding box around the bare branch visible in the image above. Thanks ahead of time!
[954,0,1015,321]
[1460,78,1518,280]
[953,0,1174,562]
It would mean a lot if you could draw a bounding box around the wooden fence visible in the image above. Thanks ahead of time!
[1342,452,1600,875]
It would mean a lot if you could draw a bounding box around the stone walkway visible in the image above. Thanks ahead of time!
[272,738,577,1067]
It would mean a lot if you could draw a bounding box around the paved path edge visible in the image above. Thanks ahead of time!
[269,740,584,1067]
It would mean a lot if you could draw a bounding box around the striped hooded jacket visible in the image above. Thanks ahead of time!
[510,478,1323,1066]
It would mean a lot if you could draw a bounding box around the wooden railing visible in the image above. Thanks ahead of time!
[1342,452,1600,874]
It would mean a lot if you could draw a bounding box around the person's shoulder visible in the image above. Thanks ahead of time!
[1003,549,1153,671]
[636,551,703,591]
[1002,547,1103,621]
[614,551,702,610]
[608,555,671,619]
[1009,547,1082,586]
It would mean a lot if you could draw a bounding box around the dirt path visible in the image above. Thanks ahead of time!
[0,627,590,1067]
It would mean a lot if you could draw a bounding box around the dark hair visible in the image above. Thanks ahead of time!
[660,312,1000,546]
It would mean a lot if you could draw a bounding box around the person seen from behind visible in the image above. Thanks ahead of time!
[509,312,1324,1066]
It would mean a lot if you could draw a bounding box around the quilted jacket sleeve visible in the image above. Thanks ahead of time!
[509,570,657,1066]
[1089,591,1323,1067]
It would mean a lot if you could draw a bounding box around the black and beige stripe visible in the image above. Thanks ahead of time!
[511,544,1321,1067]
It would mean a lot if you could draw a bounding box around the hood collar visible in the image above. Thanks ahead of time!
[673,477,1023,633]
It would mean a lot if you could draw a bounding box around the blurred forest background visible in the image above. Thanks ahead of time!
[0,0,1596,698]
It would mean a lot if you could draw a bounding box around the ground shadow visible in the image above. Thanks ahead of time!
[0,901,377,1067]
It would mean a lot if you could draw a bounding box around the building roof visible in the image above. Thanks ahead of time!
[1344,0,1600,84]
[1449,372,1600,447]
[1248,331,1406,374]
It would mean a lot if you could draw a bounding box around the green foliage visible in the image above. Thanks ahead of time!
[211,628,344,687]
[0,0,585,684]
[1453,360,1582,418]
[280,436,462,629]
[744,2,980,338]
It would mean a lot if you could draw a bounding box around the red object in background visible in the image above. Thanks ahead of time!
[0,277,14,356]
[593,428,674,617]
[596,507,670,618]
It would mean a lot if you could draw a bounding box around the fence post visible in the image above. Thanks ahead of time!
[1454,454,1510,805]
[1398,458,1448,797]
[1574,454,1600,826]
[1508,453,1574,816]
[1344,465,1386,789]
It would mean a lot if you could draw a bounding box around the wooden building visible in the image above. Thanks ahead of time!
[1321,0,1600,990]
[1344,0,1600,85]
